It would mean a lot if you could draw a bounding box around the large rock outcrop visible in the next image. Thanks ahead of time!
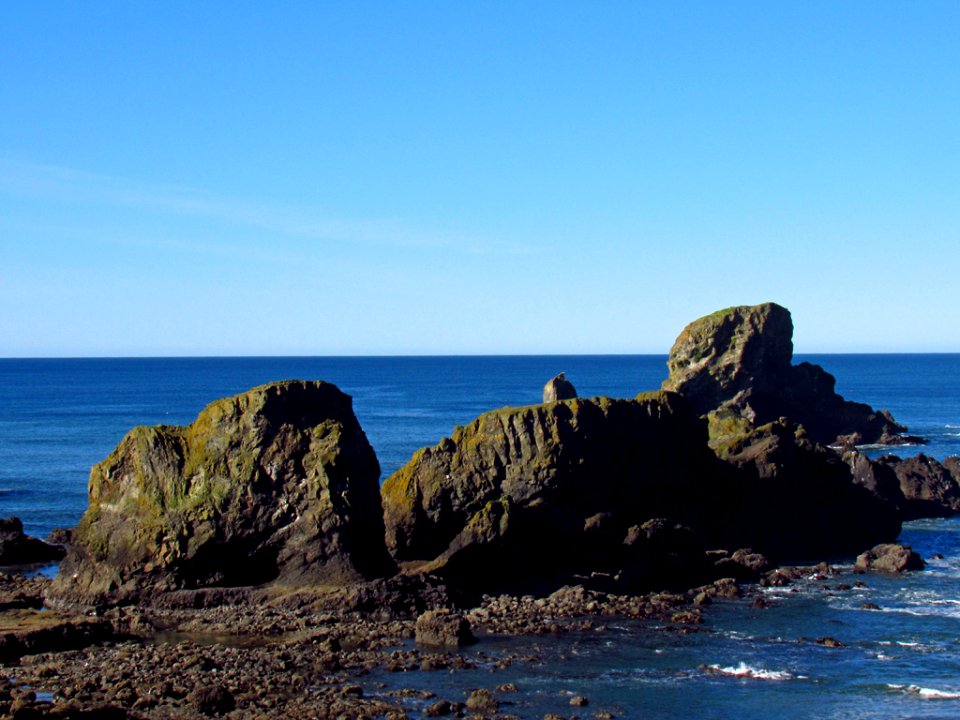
[661,303,914,446]
[381,392,899,594]
[49,381,393,607]
[382,392,722,593]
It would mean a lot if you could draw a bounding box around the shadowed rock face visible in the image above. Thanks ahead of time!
[0,518,66,567]
[381,392,720,593]
[381,392,900,594]
[662,303,912,446]
[49,381,393,607]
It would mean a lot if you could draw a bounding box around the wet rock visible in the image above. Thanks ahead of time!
[0,517,66,566]
[815,637,845,648]
[569,694,589,706]
[465,688,498,713]
[415,609,474,647]
[662,303,916,446]
[50,381,394,607]
[855,543,926,573]
[543,373,577,403]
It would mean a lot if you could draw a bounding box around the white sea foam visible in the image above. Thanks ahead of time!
[704,662,794,681]
[888,684,960,699]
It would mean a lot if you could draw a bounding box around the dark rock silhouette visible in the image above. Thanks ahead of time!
[661,303,916,446]
[0,517,66,566]
[381,392,899,594]
[49,381,393,607]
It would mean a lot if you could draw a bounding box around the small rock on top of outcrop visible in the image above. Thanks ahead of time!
[855,543,926,574]
[415,609,475,647]
[0,517,66,566]
[543,372,577,403]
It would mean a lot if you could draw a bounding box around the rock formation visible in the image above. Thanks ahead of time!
[381,392,899,594]
[382,392,722,593]
[847,451,960,520]
[661,303,915,446]
[855,543,926,573]
[49,381,393,607]
[543,373,577,403]
[0,518,66,566]
[711,419,901,560]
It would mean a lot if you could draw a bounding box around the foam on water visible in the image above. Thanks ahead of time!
[888,684,960,700]
[704,662,797,681]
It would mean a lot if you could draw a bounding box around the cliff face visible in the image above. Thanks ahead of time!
[662,303,911,446]
[50,381,393,606]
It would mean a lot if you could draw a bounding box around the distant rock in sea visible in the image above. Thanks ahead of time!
[49,381,394,607]
[661,302,918,446]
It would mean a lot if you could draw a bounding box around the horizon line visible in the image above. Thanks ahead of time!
[3,351,960,361]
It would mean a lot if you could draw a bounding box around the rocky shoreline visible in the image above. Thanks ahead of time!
[3,302,959,719]
[1,557,894,720]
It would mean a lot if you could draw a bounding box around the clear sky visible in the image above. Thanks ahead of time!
[2,2,958,356]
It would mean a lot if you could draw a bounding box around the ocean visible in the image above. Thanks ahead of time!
[2,354,959,718]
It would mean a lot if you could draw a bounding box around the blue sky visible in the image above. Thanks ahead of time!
[2,2,958,356]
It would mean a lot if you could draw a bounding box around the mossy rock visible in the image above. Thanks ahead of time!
[50,381,393,608]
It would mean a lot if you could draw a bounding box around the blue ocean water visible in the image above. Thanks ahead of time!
[1,354,959,719]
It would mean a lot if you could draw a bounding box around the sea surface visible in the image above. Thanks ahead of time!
[1,354,959,718]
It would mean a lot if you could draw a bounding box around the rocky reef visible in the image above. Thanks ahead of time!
[49,381,393,608]
[662,303,916,446]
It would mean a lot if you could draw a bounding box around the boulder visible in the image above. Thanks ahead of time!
[381,391,721,593]
[543,373,577,403]
[855,543,925,573]
[0,517,66,566]
[662,303,916,446]
[49,381,393,607]
[414,609,475,647]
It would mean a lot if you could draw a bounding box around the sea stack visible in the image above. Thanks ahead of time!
[49,381,394,607]
[662,303,915,446]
